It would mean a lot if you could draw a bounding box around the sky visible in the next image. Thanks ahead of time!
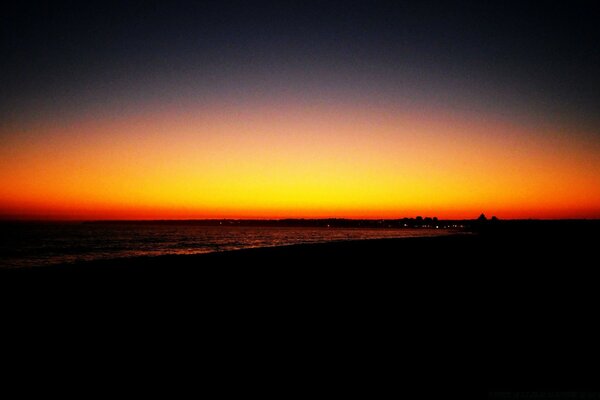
[1,0,599,220]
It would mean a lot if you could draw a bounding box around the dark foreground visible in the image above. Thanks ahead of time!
[2,221,599,395]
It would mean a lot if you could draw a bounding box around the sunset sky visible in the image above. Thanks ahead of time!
[1,1,599,220]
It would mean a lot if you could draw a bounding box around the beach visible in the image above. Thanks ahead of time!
[2,222,598,391]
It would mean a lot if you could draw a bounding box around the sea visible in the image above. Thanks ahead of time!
[0,222,450,268]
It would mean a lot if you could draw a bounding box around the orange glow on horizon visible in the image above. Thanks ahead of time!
[1,101,599,220]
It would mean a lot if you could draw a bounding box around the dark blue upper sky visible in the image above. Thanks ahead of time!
[2,0,600,132]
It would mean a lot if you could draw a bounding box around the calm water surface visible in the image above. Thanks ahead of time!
[0,223,451,268]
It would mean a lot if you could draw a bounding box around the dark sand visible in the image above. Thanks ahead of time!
[2,221,598,392]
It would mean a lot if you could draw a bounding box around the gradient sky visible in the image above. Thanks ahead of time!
[1,1,599,219]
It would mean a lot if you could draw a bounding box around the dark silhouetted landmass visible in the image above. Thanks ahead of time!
[2,219,598,393]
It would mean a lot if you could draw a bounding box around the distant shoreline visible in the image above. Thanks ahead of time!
[2,217,598,225]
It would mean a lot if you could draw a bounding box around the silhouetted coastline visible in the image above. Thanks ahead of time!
[2,219,598,393]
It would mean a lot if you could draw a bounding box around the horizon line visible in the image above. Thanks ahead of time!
[2,217,599,223]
